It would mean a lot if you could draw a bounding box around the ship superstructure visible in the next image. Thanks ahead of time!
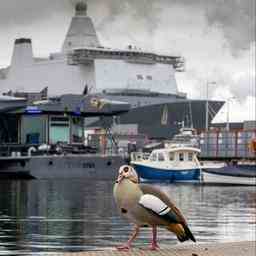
[0,2,224,139]
[0,3,183,95]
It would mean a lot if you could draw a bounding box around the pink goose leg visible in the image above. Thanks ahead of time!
[149,226,160,250]
[116,225,140,251]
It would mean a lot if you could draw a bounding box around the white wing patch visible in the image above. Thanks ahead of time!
[139,194,170,216]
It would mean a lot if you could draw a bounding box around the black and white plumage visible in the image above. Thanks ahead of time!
[139,194,171,216]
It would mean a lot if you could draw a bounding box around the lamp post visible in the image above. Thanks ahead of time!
[205,81,216,131]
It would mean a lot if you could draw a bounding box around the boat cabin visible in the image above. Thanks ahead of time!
[131,147,201,167]
[149,147,200,163]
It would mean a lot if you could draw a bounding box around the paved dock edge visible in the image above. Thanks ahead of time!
[54,241,255,256]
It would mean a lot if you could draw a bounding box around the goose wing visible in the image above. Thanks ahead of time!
[139,184,196,242]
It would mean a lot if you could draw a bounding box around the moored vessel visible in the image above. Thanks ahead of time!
[201,161,256,185]
[130,146,201,182]
[0,93,130,179]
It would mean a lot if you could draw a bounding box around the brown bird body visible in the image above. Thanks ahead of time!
[113,165,196,251]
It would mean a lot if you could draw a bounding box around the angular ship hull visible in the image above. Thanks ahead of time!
[120,100,224,139]
[90,95,224,139]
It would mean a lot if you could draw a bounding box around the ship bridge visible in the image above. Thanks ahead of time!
[67,47,185,72]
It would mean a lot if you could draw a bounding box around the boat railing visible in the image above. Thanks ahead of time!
[165,142,199,149]
[0,143,102,158]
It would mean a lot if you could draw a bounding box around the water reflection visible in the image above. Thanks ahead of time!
[0,179,255,255]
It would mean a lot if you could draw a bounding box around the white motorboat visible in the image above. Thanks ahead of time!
[130,146,201,182]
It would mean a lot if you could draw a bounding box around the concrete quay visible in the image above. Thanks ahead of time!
[54,241,255,256]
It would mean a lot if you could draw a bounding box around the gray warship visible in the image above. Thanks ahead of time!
[0,2,224,140]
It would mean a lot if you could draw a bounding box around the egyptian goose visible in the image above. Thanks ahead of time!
[113,165,196,251]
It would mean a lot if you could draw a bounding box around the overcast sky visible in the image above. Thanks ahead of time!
[0,0,255,122]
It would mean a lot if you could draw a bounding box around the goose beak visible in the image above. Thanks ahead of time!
[116,173,124,184]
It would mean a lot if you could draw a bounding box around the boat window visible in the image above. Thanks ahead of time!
[188,152,193,161]
[21,116,46,144]
[0,116,19,144]
[137,74,143,80]
[169,152,175,161]
[179,153,184,161]
[158,153,165,161]
[49,116,70,144]
[150,153,157,161]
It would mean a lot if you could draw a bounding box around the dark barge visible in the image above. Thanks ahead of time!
[0,93,130,179]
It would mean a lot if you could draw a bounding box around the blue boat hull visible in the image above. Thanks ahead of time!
[133,164,200,182]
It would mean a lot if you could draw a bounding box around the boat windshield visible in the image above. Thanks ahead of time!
[150,153,157,161]
[158,152,165,161]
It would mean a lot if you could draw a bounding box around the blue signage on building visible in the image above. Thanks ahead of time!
[25,106,42,114]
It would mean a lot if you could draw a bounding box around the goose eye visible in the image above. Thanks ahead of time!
[123,167,129,173]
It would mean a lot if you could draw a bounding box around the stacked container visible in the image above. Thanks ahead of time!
[199,129,256,159]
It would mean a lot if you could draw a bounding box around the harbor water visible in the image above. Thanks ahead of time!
[0,177,255,255]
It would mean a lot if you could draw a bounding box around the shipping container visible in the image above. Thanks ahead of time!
[199,129,256,159]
